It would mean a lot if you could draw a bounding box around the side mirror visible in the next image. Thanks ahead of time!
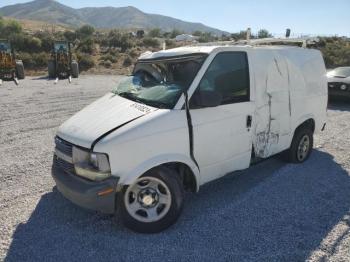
[193,89,222,108]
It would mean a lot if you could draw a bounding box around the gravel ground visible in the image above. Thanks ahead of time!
[0,76,350,262]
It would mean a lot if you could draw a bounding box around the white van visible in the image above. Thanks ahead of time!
[52,43,327,233]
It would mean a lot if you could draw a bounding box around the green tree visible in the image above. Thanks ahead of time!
[198,32,216,43]
[108,30,133,52]
[64,31,77,42]
[231,30,248,41]
[142,37,160,48]
[76,25,95,39]
[0,16,4,32]
[192,31,203,37]
[257,29,272,39]
[170,29,182,39]
[77,38,94,54]
[148,28,161,38]
[316,37,350,68]
[1,19,22,37]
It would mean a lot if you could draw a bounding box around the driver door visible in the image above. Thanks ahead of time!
[189,52,254,184]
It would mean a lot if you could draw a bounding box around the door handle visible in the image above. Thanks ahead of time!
[246,115,252,130]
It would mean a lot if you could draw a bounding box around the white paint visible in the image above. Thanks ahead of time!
[175,34,198,42]
[57,45,327,191]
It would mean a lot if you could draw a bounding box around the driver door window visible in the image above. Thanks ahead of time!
[191,52,250,108]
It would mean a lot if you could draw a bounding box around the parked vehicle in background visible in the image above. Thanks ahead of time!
[0,39,25,85]
[327,67,350,99]
[52,41,328,233]
[48,41,79,83]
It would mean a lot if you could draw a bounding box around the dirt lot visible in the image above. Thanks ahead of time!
[0,76,350,262]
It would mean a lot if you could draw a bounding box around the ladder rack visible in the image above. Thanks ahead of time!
[190,37,319,48]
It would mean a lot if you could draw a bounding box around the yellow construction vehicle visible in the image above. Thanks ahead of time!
[0,39,25,86]
[48,41,79,84]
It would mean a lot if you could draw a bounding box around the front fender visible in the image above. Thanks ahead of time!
[119,153,201,191]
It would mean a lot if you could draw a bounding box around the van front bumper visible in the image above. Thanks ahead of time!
[52,157,119,214]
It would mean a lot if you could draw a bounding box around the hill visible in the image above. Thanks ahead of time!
[0,0,226,35]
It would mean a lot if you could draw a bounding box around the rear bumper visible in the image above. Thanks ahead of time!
[52,157,119,214]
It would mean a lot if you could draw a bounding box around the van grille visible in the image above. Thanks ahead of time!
[54,136,75,174]
[55,136,73,157]
[54,156,75,174]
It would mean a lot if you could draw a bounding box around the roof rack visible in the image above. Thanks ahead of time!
[191,37,319,48]
[237,37,320,48]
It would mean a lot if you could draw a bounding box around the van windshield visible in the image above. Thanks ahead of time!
[112,54,207,109]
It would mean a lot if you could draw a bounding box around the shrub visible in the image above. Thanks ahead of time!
[108,30,133,52]
[128,48,139,58]
[170,29,182,39]
[77,38,94,54]
[0,19,22,38]
[165,39,176,49]
[142,37,160,48]
[77,54,95,71]
[76,25,95,39]
[100,53,118,63]
[17,52,48,69]
[148,28,161,38]
[64,30,76,42]
[99,60,112,68]
[123,56,133,67]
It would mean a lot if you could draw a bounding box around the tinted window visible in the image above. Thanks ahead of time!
[192,52,250,107]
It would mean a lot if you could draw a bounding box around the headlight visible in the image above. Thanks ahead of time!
[72,147,111,181]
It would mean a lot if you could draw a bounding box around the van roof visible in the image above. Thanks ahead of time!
[139,45,306,60]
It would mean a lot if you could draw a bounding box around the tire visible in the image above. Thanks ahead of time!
[71,60,79,78]
[118,166,184,233]
[48,60,56,79]
[15,60,25,80]
[285,127,314,163]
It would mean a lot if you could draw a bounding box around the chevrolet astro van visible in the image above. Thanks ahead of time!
[52,44,327,233]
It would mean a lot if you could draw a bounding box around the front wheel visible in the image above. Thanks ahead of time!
[16,60,25,80]
[71,60,79,78]
[118,167,184,233]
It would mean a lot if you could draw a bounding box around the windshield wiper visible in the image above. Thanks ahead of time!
[141,100,169,109]
[118,92,147,105]
[118,92,169,109]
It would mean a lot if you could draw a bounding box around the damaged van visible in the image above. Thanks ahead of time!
[52,43,327,233]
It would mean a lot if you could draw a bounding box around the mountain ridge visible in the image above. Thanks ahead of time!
[0,0,227,35]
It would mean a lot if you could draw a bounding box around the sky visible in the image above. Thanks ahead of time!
[0,0,349,36]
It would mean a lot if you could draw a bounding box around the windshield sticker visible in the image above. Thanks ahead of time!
[130,103,152,113]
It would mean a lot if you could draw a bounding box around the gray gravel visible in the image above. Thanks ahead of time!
[1,76,350,262]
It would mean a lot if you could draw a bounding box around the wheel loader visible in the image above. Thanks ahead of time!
[0,39,25,86]
[48,41,79,83]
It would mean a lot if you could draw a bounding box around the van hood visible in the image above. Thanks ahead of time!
[327,76,350,84]
[57,92,157,149]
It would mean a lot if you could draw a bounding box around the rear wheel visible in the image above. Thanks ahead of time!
[71,60,79,78]
[118,167,184,233]
[15,60,25,80]
[286,127,313,163]
[48,60,56,79]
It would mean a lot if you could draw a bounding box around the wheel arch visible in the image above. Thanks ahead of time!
[294,116,315,134]
[119,154,201,192]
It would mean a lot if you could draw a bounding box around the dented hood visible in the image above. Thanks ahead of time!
[57,92,156,149]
